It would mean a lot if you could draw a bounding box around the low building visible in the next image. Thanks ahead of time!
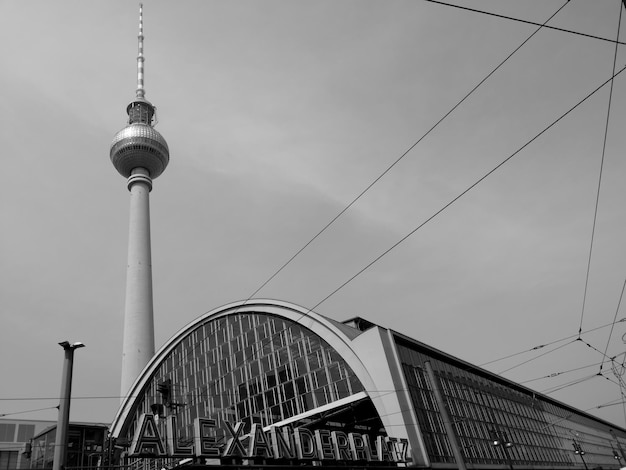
[109,300,626,470]
[29,423,108,470]
[0,419,56,470]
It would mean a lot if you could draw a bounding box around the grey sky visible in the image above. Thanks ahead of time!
[2,0,626,426]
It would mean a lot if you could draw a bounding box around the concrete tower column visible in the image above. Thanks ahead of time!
[120,168,155,397]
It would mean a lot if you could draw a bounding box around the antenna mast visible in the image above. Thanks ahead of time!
[136,3,145,99]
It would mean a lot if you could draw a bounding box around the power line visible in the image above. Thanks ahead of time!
[518,361,604,385]
[0,395,137,402]
[578,337,618,363]
[578,1,623,339]
[309,63,626,314]
[0,406,58,418]
[540,373,599,395]
[244,0,570,302]
[498,339,578,375]
[480,317,626,367]
[600,279,626,374]
[423,0,626,46]
[596,399,626,409]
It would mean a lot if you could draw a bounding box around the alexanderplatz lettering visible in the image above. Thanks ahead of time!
[129,414,410,464]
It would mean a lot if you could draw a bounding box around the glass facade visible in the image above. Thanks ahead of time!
[0,451,18,470]
[30,425,106,470]
[120,312,367,453]
[30,427,55,470]
[397,337,625,469]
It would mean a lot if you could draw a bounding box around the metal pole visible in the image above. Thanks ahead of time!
[579,452,589,470]
[610,429,626,462]
[424,361,468,470]
[572,440,589,470]
[500,442,514,470]
[52,341,85,470]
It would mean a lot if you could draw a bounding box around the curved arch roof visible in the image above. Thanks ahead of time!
[110,299,381,438]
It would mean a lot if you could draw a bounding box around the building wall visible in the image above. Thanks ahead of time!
[394,336,626,469]
[0,420,55,470]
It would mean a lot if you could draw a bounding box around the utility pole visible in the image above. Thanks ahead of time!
[52,341,85,470]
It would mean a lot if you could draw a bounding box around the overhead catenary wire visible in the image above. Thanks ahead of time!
[526,358,626,402]
[578,337,619,363]
[0,395,139,401]
[422,0,626,46]
[516,351,626,386]
[497,334,624,377]
[540,373,599,395]
[578,1,623,339]
[243,0,570,303]
[0,406,58,418]
[598,278,626,373]
[497,339,578,375]
[519,360,606,385]
[596,398,626,409]
[308,63,626,315]
[480,317,626,367]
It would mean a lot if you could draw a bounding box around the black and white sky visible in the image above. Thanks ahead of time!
[2,0,626,426]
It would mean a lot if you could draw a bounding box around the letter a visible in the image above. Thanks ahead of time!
[129,414,167,457]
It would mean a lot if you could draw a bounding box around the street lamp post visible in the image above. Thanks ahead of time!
[613,449,622,467]
[52,341,85,470]
[491,430,514,470]
[572,440,589,470]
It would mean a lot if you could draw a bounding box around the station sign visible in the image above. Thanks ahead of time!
[129,414,410,463]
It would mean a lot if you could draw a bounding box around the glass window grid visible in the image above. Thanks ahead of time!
[16,424,35,442]
[0,451,18,470]
[0,424,15,443]
[397,342,620,467]
[122,312,366,450]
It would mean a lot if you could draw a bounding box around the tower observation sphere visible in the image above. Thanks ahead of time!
[110,99,169,180]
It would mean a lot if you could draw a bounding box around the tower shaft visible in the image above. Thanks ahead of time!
[120,168,155,397]
[112,3,169,400]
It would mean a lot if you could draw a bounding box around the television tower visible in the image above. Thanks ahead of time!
[110,4,169,398]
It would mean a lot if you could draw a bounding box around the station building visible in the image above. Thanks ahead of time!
[109,300,626,470]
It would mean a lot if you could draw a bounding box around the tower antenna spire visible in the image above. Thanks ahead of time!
[136,3,145,99]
